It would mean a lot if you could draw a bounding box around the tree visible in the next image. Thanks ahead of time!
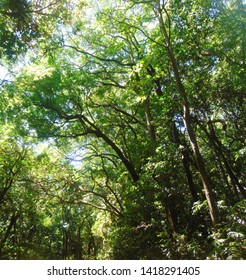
[0,0,71,62]
[0,0,245,259]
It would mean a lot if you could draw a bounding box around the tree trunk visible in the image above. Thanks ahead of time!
[1,213,19,248]
[207,122,246,199]
[156,2,220,226]
[172,122,199,202]
[142,97,157,156]
[165,195,178,233]
[76,227,83,260]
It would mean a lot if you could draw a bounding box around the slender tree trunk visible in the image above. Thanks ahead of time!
[165,195,178,233]
[198,121,244,200]
[0,213,19,256]
[76,227,83,260]
[0,177,14,204]
[87,234,97,259]
[172,122,199,202]
[155,2,220,226]
[1,213,18,247]
[183,109,220,226]
[143,97,157,156]
[141,92,179,232]
[207,122,246,198]
[62,230,68,260]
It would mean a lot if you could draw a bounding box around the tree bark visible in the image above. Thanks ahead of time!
[207,122,246,199]
[142,98,157,156]
[155,2,220,226]
[1,213,19,246]
[172,122,199,202]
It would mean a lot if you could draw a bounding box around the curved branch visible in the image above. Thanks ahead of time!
[64,44,135,67]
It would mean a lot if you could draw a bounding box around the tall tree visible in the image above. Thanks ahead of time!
[0,0,245,259]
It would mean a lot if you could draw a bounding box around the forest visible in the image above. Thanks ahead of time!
[0,0,245,260]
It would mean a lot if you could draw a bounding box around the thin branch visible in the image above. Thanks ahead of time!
[64,44,135,67]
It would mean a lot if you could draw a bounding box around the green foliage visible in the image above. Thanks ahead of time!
[207,200,246,259]
[0,0,72,62]
[0,0,245,259]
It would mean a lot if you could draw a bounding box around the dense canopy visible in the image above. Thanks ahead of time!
[0,0,245,259]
